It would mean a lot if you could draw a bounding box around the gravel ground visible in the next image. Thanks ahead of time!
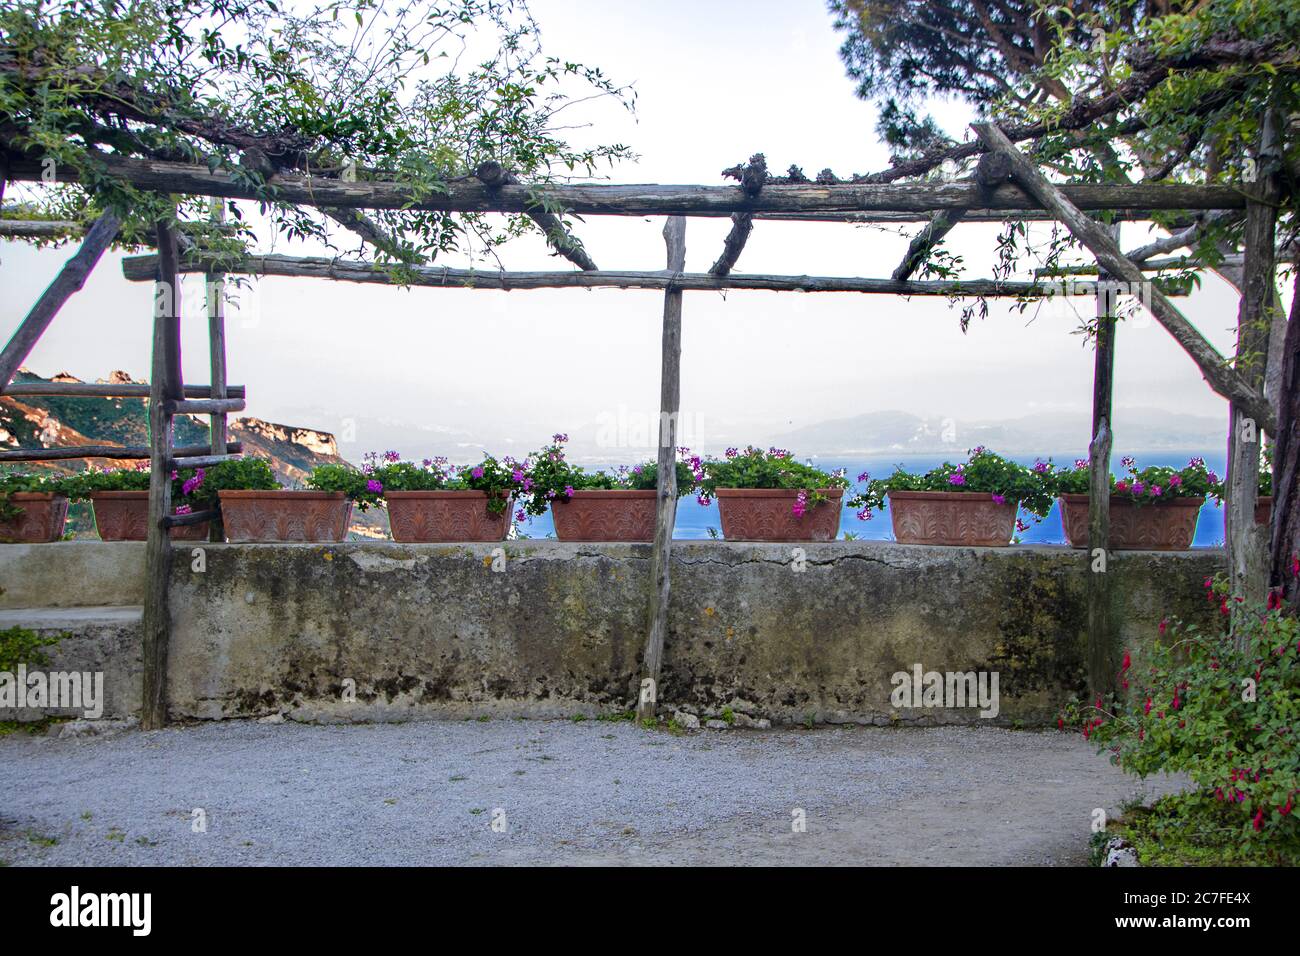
[0,720,1185,866]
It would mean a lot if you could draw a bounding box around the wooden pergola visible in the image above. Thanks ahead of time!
[0,121,1280,728]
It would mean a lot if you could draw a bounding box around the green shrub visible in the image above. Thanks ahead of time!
[699,446,846,515]
[0,626,61,671]
[184,457,280,510]
[1074,577,1299,855]
[305,463,382,511]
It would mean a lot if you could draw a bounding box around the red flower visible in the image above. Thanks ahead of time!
[1253,808,1264,831]
[1144,697,1152,714]
[1158,618,1168,635]
[1268,590,1283,610]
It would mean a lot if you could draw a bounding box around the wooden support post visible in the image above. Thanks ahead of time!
[207,198,230,458]
[1088,244,1119,700]
[1226,105,1282,625]
[971,122,1275,435]
[638,216,686,724]
[141,217,183,731]
[0,209,121,389]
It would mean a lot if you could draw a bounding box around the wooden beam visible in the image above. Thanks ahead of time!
[5,153,1246,217]
[891,152,1014,282]
[638,216,686,724]
[0,209,121,388]
[206,198,230,542]
[0,441,241,462]
[971,121,1274,435]
[475,161,598,270]
[1087,237,1119,701]
[162,398,245,416]
[169,453,240,469]
[161,508,220,528]
[1226,105,1282,623]
[709,154,765,277]
[0,219,82,239]
[119,252,1162,299]
[141,217,181,731]
[0,382,245,398]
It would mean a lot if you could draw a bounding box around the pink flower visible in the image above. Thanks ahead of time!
[948,473,966,486]
[1150,485,1162,497]
[515,509,526,522]
[991,494,1005,505]
[563,485,575,497]
[472,467,484,479]
[1169,474,1182,487]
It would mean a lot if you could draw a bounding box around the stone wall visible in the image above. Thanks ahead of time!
[0,541,1221,725]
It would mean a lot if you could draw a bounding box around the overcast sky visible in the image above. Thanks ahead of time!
[0,0,1267,464]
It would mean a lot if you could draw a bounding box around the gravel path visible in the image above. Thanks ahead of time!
[0,721,1185,866]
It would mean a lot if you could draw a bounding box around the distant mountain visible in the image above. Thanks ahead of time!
[766,407,1226,457]
[1,368,383,536]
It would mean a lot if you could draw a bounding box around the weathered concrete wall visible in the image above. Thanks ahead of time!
[0,542,144,608]
[0,541,1221,725]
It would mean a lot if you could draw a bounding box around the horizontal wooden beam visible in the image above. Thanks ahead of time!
[6,154,1245,218]
[161,508,220,528]
[119,252,1189,299]
[0,219,81,239]
[168,452,240,469]
[0,441,242,462]
[162,398,246,416]
[2,382,245,398]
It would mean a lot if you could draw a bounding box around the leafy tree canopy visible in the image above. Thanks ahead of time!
[0,0,634,263]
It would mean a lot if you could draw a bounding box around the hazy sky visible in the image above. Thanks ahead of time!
[0,0,1268,464]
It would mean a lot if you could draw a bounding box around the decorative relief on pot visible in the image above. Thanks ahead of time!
[551,491,657,542]
[385,492,511,542]
[218,491,351,543]
[715,489,842,542]
[887,491,1016,547]
[90,492,208,541]
[1059,494,1203,551]
[0,493,69,544]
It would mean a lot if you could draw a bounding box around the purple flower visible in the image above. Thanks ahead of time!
[174,504,193,515]
[552,433,568,444]
[1033,461,1050,474]
[472,467,484,479]
[992,494,1005,505]
[515,509,526,522]
[1151,485,1163,497]
[857,471,870,483]
[1207,471,1220,484]
[1074,458,1088,470]
[366,479,383,493]
[697,494,711,507]
[1130,481,1145,496]
[563,485,575,497]
[949,473,966,486]
[383,450,400,463]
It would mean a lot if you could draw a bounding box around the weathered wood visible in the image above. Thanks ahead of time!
[206,198,230,542]
[119,252,1153,299]
[169,452,240,469]
[1226,106,1282,623]
[0,381,245,398]
[161,508,220,528]
[0,441,241,462]
[1087,246,1119,700]
[638,216,686,724]
[141,218,182,731]
[0,209,121,388]
[474,161,598,270]
[162,398,245,416]
[1269,270,1300,601]
[0,219,82,239]
[6,153,1246,217]
[971,122,1274,435]
[709,155,765,277]
[891,153,1014,282]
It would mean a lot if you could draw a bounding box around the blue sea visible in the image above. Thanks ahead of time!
[514,450,1229,547]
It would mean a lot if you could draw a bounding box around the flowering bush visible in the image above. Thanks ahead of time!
[520,436,699,520]
[363,450,532,516]
[698,446,847,517]
[183,457,280,511]
[1260,445,1274,497]
[305,463,385,511]
[1049,455,1223,503]
[847,447,1054,528]
[62,462,210,515]
[1073,577,1299,856]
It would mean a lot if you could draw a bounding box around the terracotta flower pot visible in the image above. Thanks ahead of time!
[385,490,512,542]
[90,491,210,541]
[715,488,843,542]
[0,492,69,543]
[1059,494,1204,550]
[218,490,352,543]
[1257,496,1272,526]
[887,490,1017,547]
[551,489,658,542]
